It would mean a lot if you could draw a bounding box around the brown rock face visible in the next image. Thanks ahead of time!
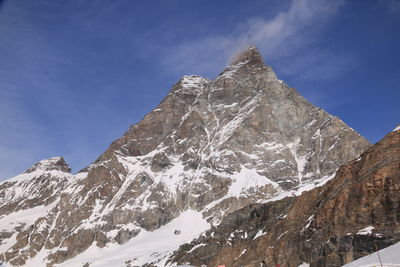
[0,46,370,266]
[170,129,400,267]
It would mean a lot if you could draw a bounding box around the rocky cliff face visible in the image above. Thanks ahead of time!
[170,128,400,267]
[0,46,370,266]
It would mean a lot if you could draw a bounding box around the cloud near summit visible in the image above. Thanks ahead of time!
[161,0,345,78]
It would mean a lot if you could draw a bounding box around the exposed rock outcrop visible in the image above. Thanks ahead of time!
[170,128,400,267]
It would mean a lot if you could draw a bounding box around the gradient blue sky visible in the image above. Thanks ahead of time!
[0,0,399,180]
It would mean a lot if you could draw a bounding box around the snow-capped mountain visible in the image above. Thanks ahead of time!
[0,46,370,266]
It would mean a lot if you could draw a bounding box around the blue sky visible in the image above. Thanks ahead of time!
[0,0,399,180]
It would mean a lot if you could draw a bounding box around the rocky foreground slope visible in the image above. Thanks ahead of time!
[0,46,370,266]
[169,127,400,267]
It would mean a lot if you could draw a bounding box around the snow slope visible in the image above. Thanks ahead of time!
[0,204,56,232]
[51,210,209,267]
[342,242,400,267]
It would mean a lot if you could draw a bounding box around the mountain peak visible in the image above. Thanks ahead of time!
[0,41,372,266]
[24,156,71,173]
[229,45,264,66]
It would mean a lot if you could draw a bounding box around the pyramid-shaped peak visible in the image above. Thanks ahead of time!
[24,156,71,173]
[229,45,264,66]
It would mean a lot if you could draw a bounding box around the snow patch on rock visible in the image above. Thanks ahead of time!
[357,226,374,235]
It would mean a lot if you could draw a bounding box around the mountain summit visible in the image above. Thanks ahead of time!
[24,157,71,173]
[229,45,264,65]
[0,46,370,266]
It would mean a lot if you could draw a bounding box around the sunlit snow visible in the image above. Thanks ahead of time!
[342,241,400,267]
[57,210,210,267]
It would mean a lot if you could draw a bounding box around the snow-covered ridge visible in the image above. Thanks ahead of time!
[28,156,63,168]
[24,156,71,174]
[259,173,336,204]
[218,60,250,79]
[0,167,71,216]
[393,125,400,132]
[1,169,69,185]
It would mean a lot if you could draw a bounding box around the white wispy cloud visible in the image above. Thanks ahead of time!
[383,0,400,12]
[161,0,345,79]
